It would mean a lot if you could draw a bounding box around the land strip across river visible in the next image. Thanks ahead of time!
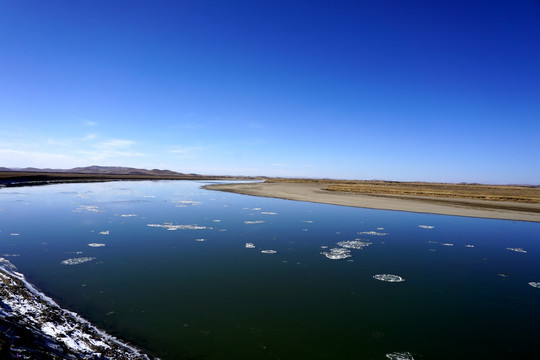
[204,179,540,223]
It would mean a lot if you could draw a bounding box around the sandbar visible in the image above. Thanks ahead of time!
[204,182,540,222]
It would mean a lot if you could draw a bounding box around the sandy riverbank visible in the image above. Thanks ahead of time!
[204,182,540,222]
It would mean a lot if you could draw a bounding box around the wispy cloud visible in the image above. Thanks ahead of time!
[169,146,205,159]
[83,120,98,127]
[94,139,136,149]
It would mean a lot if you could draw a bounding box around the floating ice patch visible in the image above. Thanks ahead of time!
[302,220,313,223]
[73,205,101,213]
[212,219,221,222]
[173,200,201,206]
[373,274,405,282]
[358,231,388,236]
[528,282,540,288]
[196,238,206,242]
[147,223,208,230]
[245,243,256,248]
[252,208,262,211]
[244,220,265,224]
[386,352,414,360]
[321,248,351,260]
[507,247,527,253]
[120,214,137,217]
[337,240,372,249]
[441,243,454,247]
[465,244,475,248]
[1,254,20,257]
[261,250,277,254]
[377,227,385,230]
[61,257,96,265]
[99,230,109,235]
[10,233,20,236]
[418,225,435,229]
[88,243,105,247]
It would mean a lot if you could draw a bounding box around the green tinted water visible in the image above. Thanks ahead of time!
[1,181,539,359]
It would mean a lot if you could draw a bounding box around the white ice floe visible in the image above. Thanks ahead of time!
[377,227,385,230]
[120,214,137,217]
[337,240,372,249]
[99,230,110,235]
[73,205,101,213]
[321,247,351,260]
[261,212,278,215]
[418,225,435,229]
[173,200,201,206]
[1,254,20,257]
[88,243,106,248]
[244,220,265,224]
[252,208,262,211]
[373,274,406,282]
[386,352,414,360]
[147,223,208,230]
[213,219,221,222]
[507,247,527,253]
[302,220,313,223]
[245,243,256,248]
[10,233,20,236]
[441,243,454,246]
[465,244,475,248]
[61,257,96,265]
[528,282,540,288]
[196,238,206,242]
[358,231,388,236]
[261,250,277,254]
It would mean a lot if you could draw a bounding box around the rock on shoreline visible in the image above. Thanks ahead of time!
[0,258,154,359]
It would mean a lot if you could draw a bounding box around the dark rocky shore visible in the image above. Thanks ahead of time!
[0,258,155,359]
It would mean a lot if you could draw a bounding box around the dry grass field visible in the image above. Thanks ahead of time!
[266,178,540,204]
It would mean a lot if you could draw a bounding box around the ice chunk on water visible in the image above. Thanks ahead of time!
[120,214,137,217]
[386,352,414,360]
[73,205,101,213]
[261,250,277,254]
[147,223,208,230]
[10,233,20,236]
[245,243,256,248]
[173,200,201,206]
[321,248,351,260]
[337,240,372,249]
[196,238,206,242]
[99,230,109,235]
[465,244,475,248]
[441,243,453,247]
[507,247,527,253]
[528,282,540,288]
[418,225,435,229]
[373,274,405,282]
[244,220,265,224]
[88,243,105,247]
[358,231,388,236]
[61,257,96,265]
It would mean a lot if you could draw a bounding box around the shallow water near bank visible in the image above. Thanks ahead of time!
[1,180,539,359]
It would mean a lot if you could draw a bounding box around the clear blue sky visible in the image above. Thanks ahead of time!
[1,1,538,183]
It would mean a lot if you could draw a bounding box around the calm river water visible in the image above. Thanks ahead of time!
[1,180,539,359]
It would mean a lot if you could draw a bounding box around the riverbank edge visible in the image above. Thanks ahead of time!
[203,182,540,223]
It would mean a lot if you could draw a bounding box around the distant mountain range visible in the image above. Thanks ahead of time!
[0,165,194,176]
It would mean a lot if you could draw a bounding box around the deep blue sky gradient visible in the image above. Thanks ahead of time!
[1,1,538,183]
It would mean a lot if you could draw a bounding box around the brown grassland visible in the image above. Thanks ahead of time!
[266,178,540,204]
